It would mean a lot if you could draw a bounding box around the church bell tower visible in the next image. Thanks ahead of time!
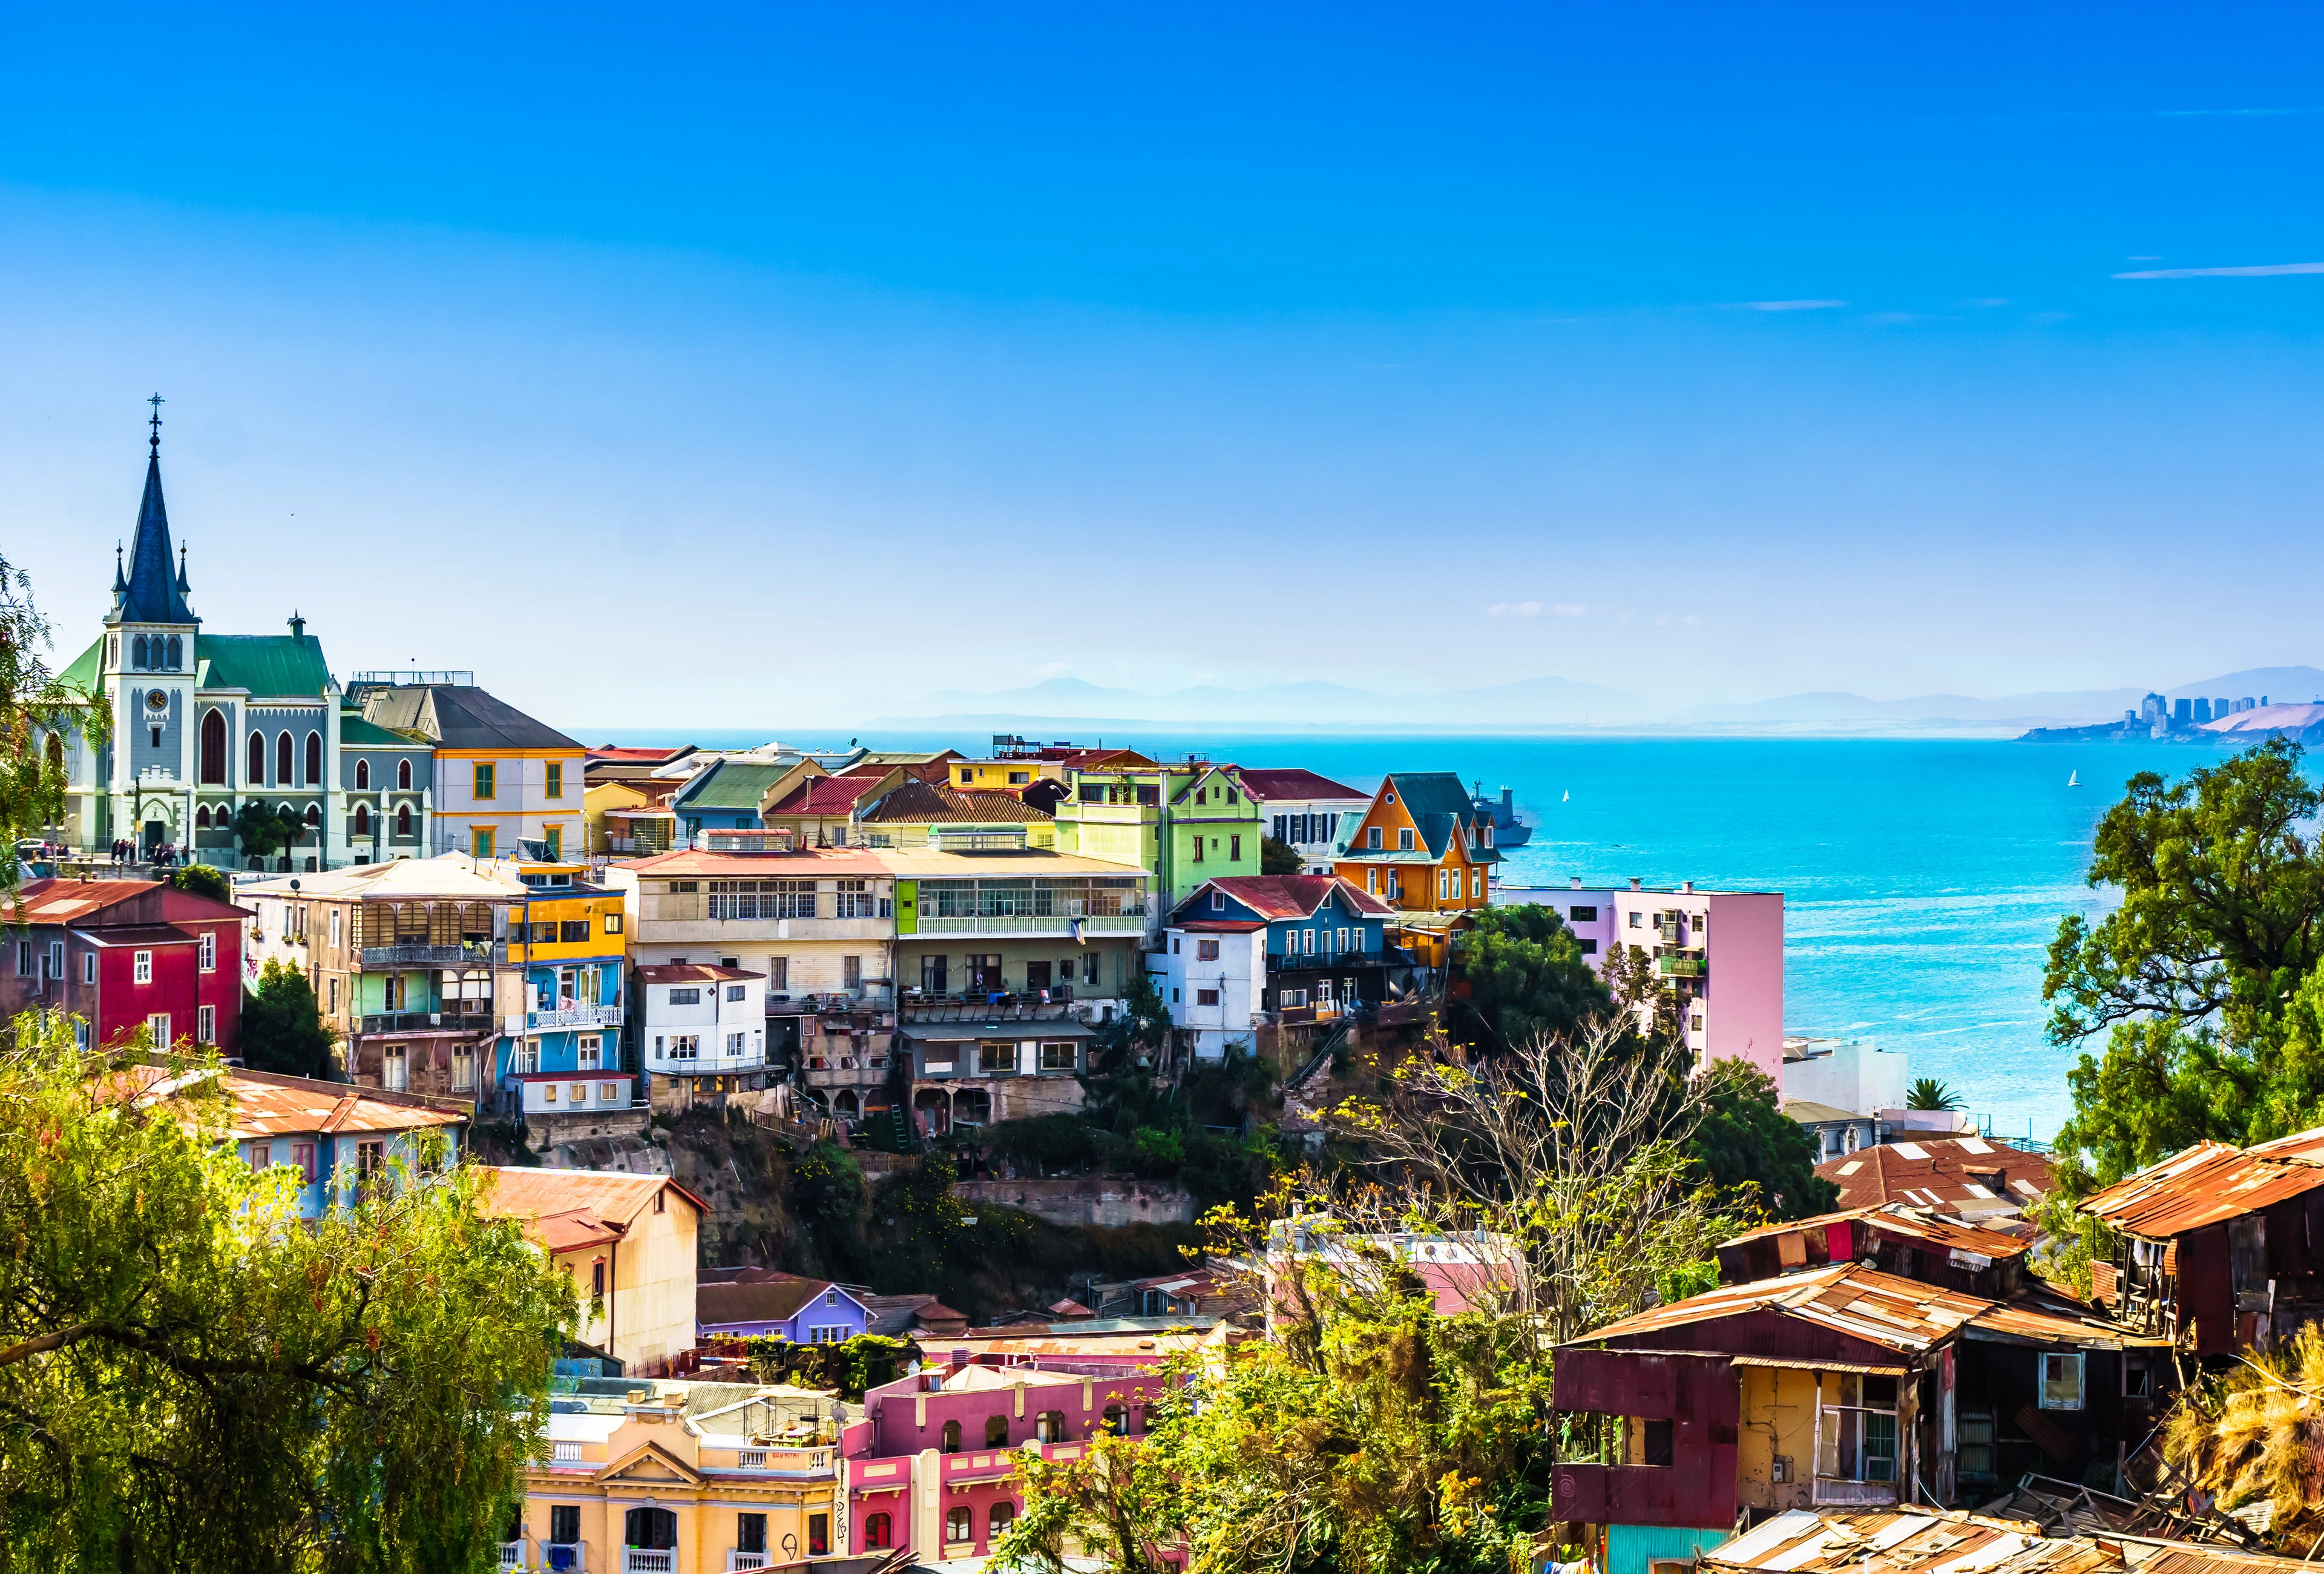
[103,395,201,850]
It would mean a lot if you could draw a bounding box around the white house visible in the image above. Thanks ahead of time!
[1147,918,1267,1061]
[1239,768,1373,877]
[637,963,767,1108]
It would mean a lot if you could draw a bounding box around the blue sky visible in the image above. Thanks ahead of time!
[4,4,2322,728]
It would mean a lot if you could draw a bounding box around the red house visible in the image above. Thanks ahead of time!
[0,878,250,1056]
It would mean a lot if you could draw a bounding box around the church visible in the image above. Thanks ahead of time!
[57,407,584,869]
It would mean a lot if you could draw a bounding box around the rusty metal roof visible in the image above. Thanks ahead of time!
[1707,1509,2121,1574]
[1819,1137,2056,1213]
[2077,1138,2324,1239]
[1578,1263,2138,1353]
[1722,1205,2034,1260]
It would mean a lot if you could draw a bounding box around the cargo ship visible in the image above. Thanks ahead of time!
[1471,782,1533,847]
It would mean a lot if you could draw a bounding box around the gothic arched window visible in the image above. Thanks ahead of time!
[396,803,412,838]
[249,731,267,784]
[304,732,322,786]
[165,636,182,670]
[353,804,370,838]
[199,710,228,785]
[131,634,149,670]
[195,805,211,829]
[304,803,320,827]
[277,732,294,786]
[354,759,369,789]
[397,757,413,791]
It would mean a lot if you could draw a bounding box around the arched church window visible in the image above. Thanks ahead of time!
[304,732,322,786]
[200,710,228,785]
[277,732,294,786]
[196,805,211,830]
[354,759,369,789]
[249,732,267,785]
[304,803,321,827]
[353,804,370,838]
[165,636,182,670]
[131,634,149,670]
[396,803,412,838]
[397,758,413,791]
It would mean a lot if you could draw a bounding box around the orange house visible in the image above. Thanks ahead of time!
[1332,771,1502,914]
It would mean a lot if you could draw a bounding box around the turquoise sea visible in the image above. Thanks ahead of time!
[587,727,2238,1142]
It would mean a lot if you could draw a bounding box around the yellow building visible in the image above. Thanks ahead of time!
[356,680,588,860]
[476,1167,704,1377]
[512,1385,845,1573]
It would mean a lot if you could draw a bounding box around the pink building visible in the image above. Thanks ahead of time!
[1510,878,1785,1082]
[841,1355,1166,1560]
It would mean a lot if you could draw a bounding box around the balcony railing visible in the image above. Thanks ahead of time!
[529,1004,626,1029]
[362,943,487,967]
[900,997,1086,1022]
[499,1543,525,1570]
[1656,955,1707,978]
[622,1550,674,1574]
[1267,950,1382,973]
[917,913,1146,935]
[727,1554,772,1573]
[359,1009,494,1035]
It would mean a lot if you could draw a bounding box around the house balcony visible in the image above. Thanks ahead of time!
[899,997,1086,1023]
[1267,951,1384,973]
[528,1004,627,1030]
[727,1553,771,1572]
[620,1552,673,1574]
[915,914,1146,936]
[1656,955,1707,978]
[499,1543,525,1570]
[359,1007,495,1035]
[542,1544,586,1573]
[803,1062,887,1088]
[361,942,486,968]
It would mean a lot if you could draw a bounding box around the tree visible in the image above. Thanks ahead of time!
[1259,837,1303,876]
[0,1013,574,1572]
[0,553,110,897]
[1687,1060,1838,1220]
[241,957,338,1078]
[1447,904,1608,1054]
[166,863,230,903]
[2158,1321,2324,1554]
[1090,970,1172,1073]
[2047,740,2324,1184]
[232,802,303,866]
[1905,1076,1962,1112]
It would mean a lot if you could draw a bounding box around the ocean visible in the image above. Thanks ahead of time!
[585,726,2237,1143]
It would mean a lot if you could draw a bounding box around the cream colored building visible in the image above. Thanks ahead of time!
[511,1384,845,1573]
[603,846,898,1003]
[475,1167,704,1377]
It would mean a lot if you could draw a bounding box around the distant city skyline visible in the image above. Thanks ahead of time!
[4,5,2323,729]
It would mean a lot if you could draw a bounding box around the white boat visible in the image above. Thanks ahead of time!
[1561,790,1569,802]
[2067,770,2079,787]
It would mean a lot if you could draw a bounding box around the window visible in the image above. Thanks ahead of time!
[46,940,64,980]
[356,1139,386,1182]
[195,1004,215,1045]
[1471,871,1483,899]
[1569,906,1598,922]
[1196,938,1220,961]
[559,919,590,943]
[249,731,268,785]
[807,1515,829,1558]
[946,1507,972,1544]
[1577,938,1598,955]
[292,1142,317,1182]
[669,987,700,1006]
[666,1034,700,1061]
[327,976,339,1012]
[134,949,153,984]
[835,878,877,918]
[304,731,322,786]
[1643,1418,1674,1467]
[544,826,563,861]
[1036,1410,1066,1443]
[723,1031,746,1058]
[517,1038,541,1074]
[1039,1041,1076,1072]
[352,803,369,838]
[1230,835,1242,861]
[472,829,494,858]
[382,1047,407,1091]
[453,1047,476,1091]
[942,1419,962,1453]
[979,1041,1012,1073]
[736,1513,766,1556]
[1629,910,1643,928]
[83,951,96,984]
[1008,769,1029,785]
[720,983,745,1003]
[469,762,496,801]
[133,633,148,669]
[1083,952,1100,986]
[1103,1403,1128,1436]
[1336,927,1348,953]
[579,1035,602,1070]
[2040,1352,2086,1411]
[552,1506,583,1546]
[249,1142,271,1169]
[397,757,413,790]
[353,757,369,789]
[1196,988,1220,1006]
[396,804,412,838]
[274,731,292,786]
[1190,835,1203,863]
[986,1414,1009,1447]
[1398,827,1414,851]
[843,955,862,990]
[546,762,563,799]
[863,1513,892,1549]
[1367,826,1382,849]
[529,923,557,943]
[542,1082,557,1102]
[990,1501,1017,1538]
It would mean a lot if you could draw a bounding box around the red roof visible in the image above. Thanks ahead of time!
[766,775,880,817]
[1178,874,1394,921]
[1177,920,1266,933]
[1817,1138,2055,1212]
[589,746,693,762]
[612,846,890,876]
[1235,768,1368,802]
[14,877,249,927]
[637,963,761,983]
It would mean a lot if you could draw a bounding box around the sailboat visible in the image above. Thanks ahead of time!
[1561,790,1569,802]
[2067,770,2079,788]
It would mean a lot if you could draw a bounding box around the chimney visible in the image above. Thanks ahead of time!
[1629,876,1642,892]
[1569,876,1581,891]
[1681,881,1694,893]
[287,611,306,639]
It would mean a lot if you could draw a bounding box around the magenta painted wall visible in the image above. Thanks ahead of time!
[96,925,241,1058]
[1704,891,1783,1081]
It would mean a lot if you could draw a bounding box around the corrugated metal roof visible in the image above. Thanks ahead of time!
[1722,1205,2032,1260]
[671,759,787,811]
[2078,1138,2324,1239]
[858,780,1054,825]
[1819,1138,2055,1213]
[1705,1509,2127,1574]
[193,632,335,697]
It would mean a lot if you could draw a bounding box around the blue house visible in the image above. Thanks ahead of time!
[197,1065,466,1219]
[492,858,631,1118]
[697,1274,874,1344]
[668,759,790,840]
[1157,875,1400,1047]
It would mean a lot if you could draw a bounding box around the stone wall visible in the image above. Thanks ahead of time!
[954,1174,1195,1228]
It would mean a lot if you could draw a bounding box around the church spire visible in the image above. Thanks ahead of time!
[110,394,197,627]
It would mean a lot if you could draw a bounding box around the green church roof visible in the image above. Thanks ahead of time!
[196,633,333,697]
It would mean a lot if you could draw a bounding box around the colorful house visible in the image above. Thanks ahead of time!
[760,771,887,848]
[853,779,1059,851]
[667,758,792,841]
[1239,768,1373,876]
[356,680,586,861]
[1152,875,1399,1056]
[474,1167,707,1376]
[637,962,767,1111]
[0,877,249,1055]
[697,1276,874,1343]
[1049,759,1264,926]
[499,857,632,1118]
[1331,771,1502,915]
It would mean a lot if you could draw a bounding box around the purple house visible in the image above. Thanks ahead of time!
[697,1273,872,1343]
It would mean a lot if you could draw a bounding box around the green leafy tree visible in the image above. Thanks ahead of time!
[1905,1076,1962,1112]
[1259,836,1304,876]
[1090,970,1172,1073]
[231,802,306,866]
[2046,740,2324,1184]
[0,1013,574,1572]
[166,863,231,903]
[1447,903,1608,1053]
[0,554,110,897]
[1687,1061,1838,1220]
[241,956,338,1078]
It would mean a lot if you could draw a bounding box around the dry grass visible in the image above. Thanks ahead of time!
[2162,1324,2324,1552]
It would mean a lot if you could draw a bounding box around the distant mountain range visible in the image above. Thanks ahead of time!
[876,667,2324,737]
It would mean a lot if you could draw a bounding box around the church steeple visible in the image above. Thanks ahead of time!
[108,394,197,627]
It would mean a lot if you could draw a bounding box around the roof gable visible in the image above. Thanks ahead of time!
[1235,768,1367,803]
[597,1438,703,1487]
[674,759,788,811]
[1173,875,1391,924]
[197,633,332,698]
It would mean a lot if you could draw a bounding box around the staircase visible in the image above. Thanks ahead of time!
[1285,1019,1353,1097]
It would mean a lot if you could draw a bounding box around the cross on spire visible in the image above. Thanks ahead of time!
[147,392,164,456]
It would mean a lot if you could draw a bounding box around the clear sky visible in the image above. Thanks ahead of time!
[4,4,2322,729]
